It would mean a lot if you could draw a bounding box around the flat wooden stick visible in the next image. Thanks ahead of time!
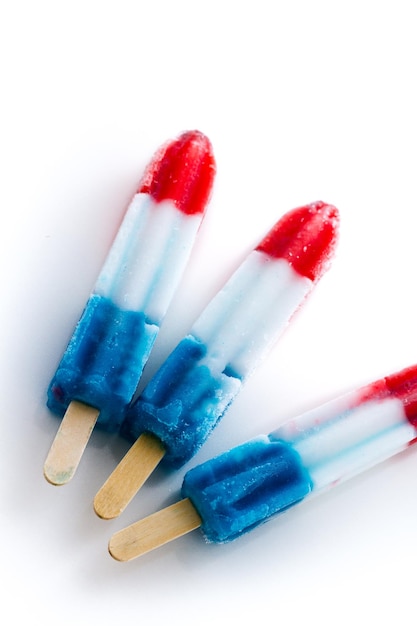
[109,498,202,561]
[94,432,166,519]
[43,400,99,485]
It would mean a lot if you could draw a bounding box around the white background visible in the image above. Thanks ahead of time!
[1,1,417,624]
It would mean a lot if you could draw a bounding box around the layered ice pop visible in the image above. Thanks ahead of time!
[44,130,216,485]
[94,201,339,519]
[109,363,417,560]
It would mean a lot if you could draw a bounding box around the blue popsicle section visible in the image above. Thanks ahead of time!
[120,335,242,466]
[47,294,159,431]
[181,436,313,543]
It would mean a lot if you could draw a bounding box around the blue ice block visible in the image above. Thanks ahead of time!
[47,294,159,431]
[181,436,313,543]
[121,335,242,466]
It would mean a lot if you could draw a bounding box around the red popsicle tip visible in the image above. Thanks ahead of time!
[139,130,216,215]
[256,201,340,282]
[357,364,417,428]
[385,365,417,427]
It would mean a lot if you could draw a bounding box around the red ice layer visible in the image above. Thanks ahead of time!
[138,130,216,215]
[385,365,417,426]
[256,201,340,282]
[356,364,417,427]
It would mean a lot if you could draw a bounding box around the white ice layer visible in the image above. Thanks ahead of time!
[273,394,416,492]
[192,251,312,378]
[95,193,202,320]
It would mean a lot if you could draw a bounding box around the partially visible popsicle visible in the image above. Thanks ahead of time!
[44,130,216,485]
[94,201,339,519]
[109,363,417,560]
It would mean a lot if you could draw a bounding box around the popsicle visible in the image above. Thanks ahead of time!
[94,201,339,519]
[44,130,216,485]
[109,363,417,560]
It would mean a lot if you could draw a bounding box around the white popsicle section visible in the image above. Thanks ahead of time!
[96,193,202,319]
[192,252,311,377]
[273,393,416,491]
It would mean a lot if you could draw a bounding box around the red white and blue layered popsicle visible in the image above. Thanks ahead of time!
[44,130,216,485]
[109,363,417,560]
[94,201,339,519]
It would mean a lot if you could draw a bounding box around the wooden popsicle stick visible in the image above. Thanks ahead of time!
[109,498,202,561]
[43,400,100,485]
[94,432,166,520]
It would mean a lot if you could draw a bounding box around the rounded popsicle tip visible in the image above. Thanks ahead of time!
[256,201,340,282]
[138,130,216,215]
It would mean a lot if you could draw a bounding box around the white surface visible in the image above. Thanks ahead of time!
[1,1,417,624]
